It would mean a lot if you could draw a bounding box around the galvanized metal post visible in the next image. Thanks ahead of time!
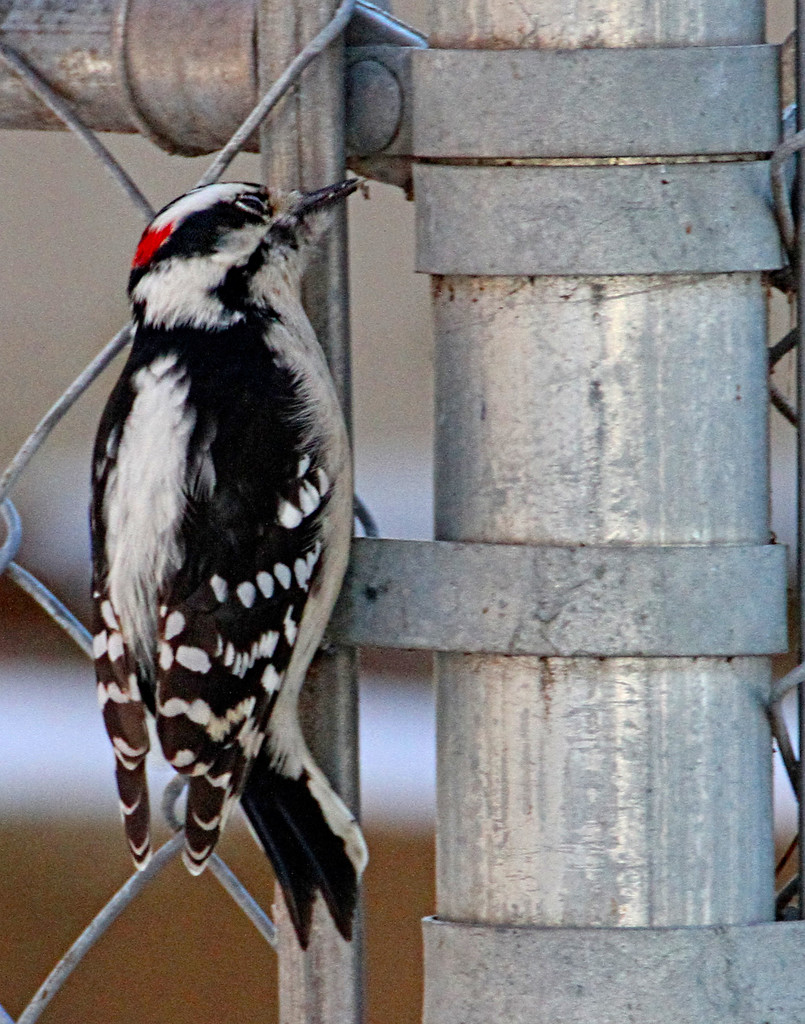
[257,2,363,1021]
[415,0,787,1019]
[0,0,799,1016]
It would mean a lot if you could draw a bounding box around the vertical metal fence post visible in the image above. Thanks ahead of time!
[417,0,780,1019]
[257,2,363,1021]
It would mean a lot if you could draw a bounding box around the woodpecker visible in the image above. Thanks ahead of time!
[89,179,367,948]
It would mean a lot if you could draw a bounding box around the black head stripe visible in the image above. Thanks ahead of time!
[156,202,259,263]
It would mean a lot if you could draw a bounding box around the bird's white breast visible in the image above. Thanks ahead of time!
[104,354,195,664]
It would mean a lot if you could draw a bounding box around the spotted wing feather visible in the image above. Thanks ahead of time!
[154,515,325,873]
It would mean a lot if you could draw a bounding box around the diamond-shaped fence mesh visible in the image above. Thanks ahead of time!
[0,3,358,1017]
[3,6,805,1022]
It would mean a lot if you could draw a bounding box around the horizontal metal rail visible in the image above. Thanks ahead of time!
[0,0,424,167]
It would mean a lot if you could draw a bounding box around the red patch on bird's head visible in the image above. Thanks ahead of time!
[132,222,174,268]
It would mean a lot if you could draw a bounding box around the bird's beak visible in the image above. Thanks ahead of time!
[291,179,359,218]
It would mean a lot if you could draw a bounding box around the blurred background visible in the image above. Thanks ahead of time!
[0,0,800,1021]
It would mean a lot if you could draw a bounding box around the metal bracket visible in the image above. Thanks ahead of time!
[423,917,805,1024]
[413,46,780,158]
[415,162,784,275]
[328,538,787,656]
[346,44,418,191]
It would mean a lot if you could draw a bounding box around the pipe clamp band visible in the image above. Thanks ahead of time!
[413,45,780,158]
[414,162,784,275]
[329,538,787,656]
[423,916,805,1024]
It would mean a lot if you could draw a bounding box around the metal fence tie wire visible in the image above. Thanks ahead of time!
[770,329,797,431]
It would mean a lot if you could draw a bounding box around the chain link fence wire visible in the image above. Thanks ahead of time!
[0,0,361,1017]
[768,84,805,920]
[2,1,803,1017]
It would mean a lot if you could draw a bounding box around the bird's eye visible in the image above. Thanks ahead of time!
[235,193,268,215]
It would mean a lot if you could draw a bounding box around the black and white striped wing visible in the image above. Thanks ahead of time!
[154,465,328,873]
[91,593,153,867]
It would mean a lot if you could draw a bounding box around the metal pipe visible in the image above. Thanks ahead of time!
[421,0,775,1017]
[257,0,364,1019]
[431,275,773,929]
[0,0,423,162]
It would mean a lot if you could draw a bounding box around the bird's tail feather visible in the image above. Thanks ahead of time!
[240,747,368,949]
